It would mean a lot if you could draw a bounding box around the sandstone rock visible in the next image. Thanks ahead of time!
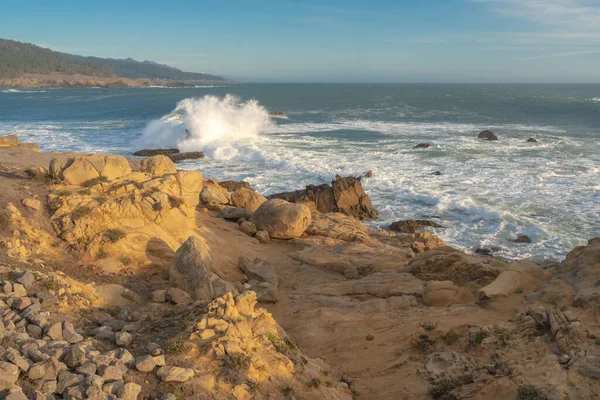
[231,188,267,212]
[135,355,156,372]
[250,199,311,239]
[5,348,29,372]
[16,270,35,288]
[56,370,82,393]
[169,236,214,301]
[99,365,122,381]
[61,157,101,185]
[239,257,278,287]
[478,130,499,141]
[306,212,370,242]
[245,280,278,303]
[271,175,378,220]
[201,185,230,205]
[46,322,63,340]
[12,283,27,296]
[22,198,42,211]
[3,389,27,400]
[423,281,476,306]
[122,382,142,400]
[166,287,192,305]
[25,167,48,179]
[479,260,550,299]
[156,366,195,382]
[219,180,252,192]
[101,155,132,180]
[0,134,19,148]
[140,155,176,176]
[151,290,167,303]
[217,206,251,221]
[115,331,132,346]
[390,219,443,233]
[240,221,257,236]
[17,142,40,152]
[255,230,270,244]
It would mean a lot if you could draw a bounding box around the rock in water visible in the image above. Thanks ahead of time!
[167,152,205,162]
[514,235,532,243]
[268,110,288,119]
[527,138,538,143]
[133,148,180,156]
[270,175,378,220]
[250,199,311,239]
[390,220,444,233]
[413,143,431,149]
[478,130,499,141]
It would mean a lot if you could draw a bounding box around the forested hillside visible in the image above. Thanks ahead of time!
[0,39,113,79]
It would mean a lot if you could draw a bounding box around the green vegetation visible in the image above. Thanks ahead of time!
[120,256,131,266]
[71,206,91,220]
[279,384,295,398]
[96,247,107,259]
[429,380,455,399]
[103,229,126,243]
[220,353,251,384]
[518,385,547,400]
[416,334,435,352]
[0,211,10,231]
[307,378,321,388]
[82,176,109,188]
[95,196,108,205]
[0,38,113,79]
[54,190,71,197]
[471,329,489,346]
[515,288,524,294]
[165,339,191,354]
[420,321,437,331]
[266,331,297,356]
[45,280,60,291]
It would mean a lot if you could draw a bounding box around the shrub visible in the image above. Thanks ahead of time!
[221,352,251,384]
[420,321,437,331]
[71,206,91,220]
[279,385,295,398]
[82,176,109,187]
[153,202,163,211]
[79,189,91,196]
[54,190,71,197]
[103,229,126,243]
[266,331,297,356]
[166,339,191,354]
[95,196,108,205]
[47,198,62,211]
[515,288,524,294]
[416,334,435,352]
[518,385,547,400]
[429,380,455,399]
[471,329,489,346]
[96,247,107,259]
[0,211,10,231]
[307,378,321,388]
[120,256,131,266]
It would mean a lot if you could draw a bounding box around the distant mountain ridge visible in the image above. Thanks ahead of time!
[0,38,225,82]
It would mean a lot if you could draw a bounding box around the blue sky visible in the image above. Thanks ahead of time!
[2,0,600,82]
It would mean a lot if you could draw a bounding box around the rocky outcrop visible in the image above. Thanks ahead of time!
[390,219,443,233]
[271,175,378,220]
[478,130,499,141]
[230,188,266,212]
[133,148,179,157]
[218,180,252,192]
[200,185,231,206]
[479,260,550,299]
[140,155,176,176]
[166,151,204,162]
[0,134,19,148]
[49,155,132,185]
[250,199,311,239]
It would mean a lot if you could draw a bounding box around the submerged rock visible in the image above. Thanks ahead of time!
[514,235,532,243]
[478,130,499,141]
[268,110,288,119]
[413,143,431,149]
[167,151,205,162]
[527,138,538,143]
[390,219,443,233]
[271,175,379,220]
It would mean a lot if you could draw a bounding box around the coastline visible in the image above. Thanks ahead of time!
[1,136,600,399]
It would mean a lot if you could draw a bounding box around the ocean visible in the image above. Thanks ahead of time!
[1,84,599,262]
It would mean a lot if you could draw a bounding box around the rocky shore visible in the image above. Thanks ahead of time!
[1,134,600,399]
[0,74,201,89]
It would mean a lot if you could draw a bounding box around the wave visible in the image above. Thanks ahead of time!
[3,89,47,93]
[589,98,600,103]
[133,95,273,159]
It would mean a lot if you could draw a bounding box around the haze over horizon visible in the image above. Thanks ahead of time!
[2,0,600,83]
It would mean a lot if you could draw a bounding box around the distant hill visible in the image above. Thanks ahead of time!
[0,39,112,79]
[78,56,225,81]
[0,38,226,82]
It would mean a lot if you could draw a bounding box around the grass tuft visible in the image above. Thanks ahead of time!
[517,385,547,400]
[103,229,126,243]
[82,176,109,188]
[429,380,455,399]
[71,206,91,220]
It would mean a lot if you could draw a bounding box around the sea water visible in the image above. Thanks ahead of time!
[1,84,599,262]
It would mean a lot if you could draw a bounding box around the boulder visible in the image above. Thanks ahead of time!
[21,198,41,211]
[49,154,132,184]
[390,220,443,233]
[240,221,257,236]
[250,199,311,239]
[61,158,100,185]
[166,287,192,305]
[255,230,270,244]
[269,110,288,119]
[239,257,278,287]
[231,188,267,212]
[216,206,251,221]
[201,185,230,205]
[140,155,176,176]
[0,134,19,148]
[102,155,132,180]
[157,366,195,382]
[477,130,499,141]
[271,175,378,220]
[169,236,214,301]
[219,180,252,192]
[479,260,551,299]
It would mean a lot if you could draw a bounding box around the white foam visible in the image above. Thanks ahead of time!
[2,89,47,93]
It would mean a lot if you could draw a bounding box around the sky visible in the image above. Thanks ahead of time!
[1,0,600,82]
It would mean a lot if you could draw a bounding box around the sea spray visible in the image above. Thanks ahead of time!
[133,94,273,159]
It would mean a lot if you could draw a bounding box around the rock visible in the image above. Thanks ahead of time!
[238,257,278,287]
[211,277,239,297]
[5,348,29,372]
[133,149,179,157]
[231,188,267,212]
[21,198,42,211]
[98,365,122,381]
[167,151,205,162]
[162,394,177,400]
[12,283,27,296]
[413,143,431,149]
[364,170,374,178]
[580,350,600,379]
[219,180,252,192]
[201,185,230,205]
[269,110,288,118]
[61,157,101,185]
[115,332,133,346]
[122,382,142,400]
[27,324,43,339]
[140,155,176,176]
[430,171,442,176]
[166,287,192,305]
[390,220,443,233]
[217,206,251,221]
[255,230,270,244]
[17,142,40,152]
[527,138,538,143]
[56,370,82,393]
[250,199,311,239]
[156,366,195,382]
[64,344,88,368]
[25,167,48,179]
[478,130,499,141]
[0,134,20,148]
[245,280,278,303]
[423,281,476,306]
[46,322,63,340]
[3,389,28,400]
[135,355,156,372]
[514,235,532,243]
[169,236,214,301]
[479,261,551,299]
[151,290,167,303]
[102,380,124,395]
[101,155,132,180]
[366,333,375,340]
[16,270,35,288]
[271,175,378,220]
[12,296,31,311]
[239,221,257,236]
